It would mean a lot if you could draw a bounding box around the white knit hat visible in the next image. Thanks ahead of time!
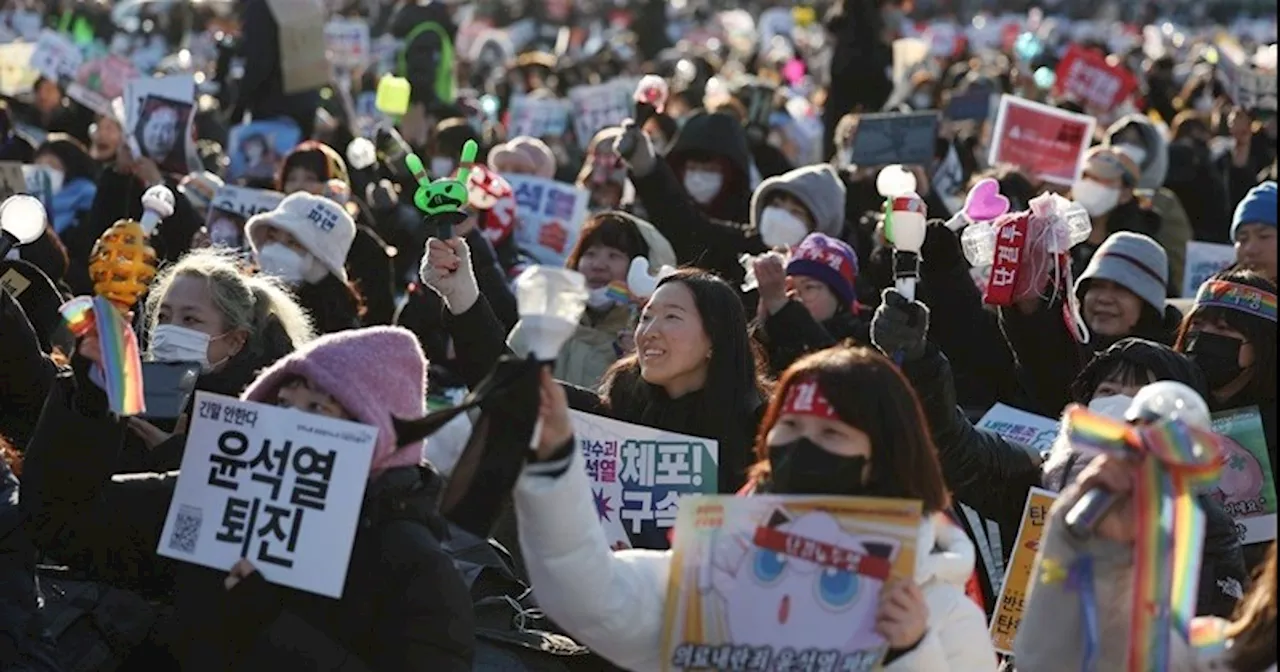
[246,193,356,283]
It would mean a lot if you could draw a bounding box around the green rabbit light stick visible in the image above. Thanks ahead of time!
[405,139,479,240]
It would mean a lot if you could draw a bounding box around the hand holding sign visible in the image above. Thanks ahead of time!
[406,139,479,240]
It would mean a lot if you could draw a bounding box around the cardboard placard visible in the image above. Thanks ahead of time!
[569,411,718,551]
[849,111,939,167]
[505,174,589,266]
[662,495,922,672]
[1053,45,1139,112]
[1182,241,1236,298]
[266,0,329,95]
[989,488,1058,654]
[989,95,1095,186]
[157,392,376,598]
[1211,407,1278,545]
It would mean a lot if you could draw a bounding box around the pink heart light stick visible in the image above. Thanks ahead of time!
[945,177,1012,231]
[616,75,669,158]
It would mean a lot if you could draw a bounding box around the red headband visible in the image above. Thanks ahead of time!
[780,379,839,421]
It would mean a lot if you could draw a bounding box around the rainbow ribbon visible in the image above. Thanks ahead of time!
[1063,407,1226,672]
[604,281,633,305]
[58,296,147,417]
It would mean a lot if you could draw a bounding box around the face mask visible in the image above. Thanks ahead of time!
[256,243,310,285]
[430,157,454,178]
[150,324,211,369]
[683,170,723,204]
[1185,331,1246,390]
[1072,179,1121,217]
[768,438,871,496]
[1117,143,1147,167]
[585,286,616,311]
[758,206,809,248]
[1086,393,1134,420]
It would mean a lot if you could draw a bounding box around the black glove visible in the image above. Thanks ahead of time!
[613,120,658,178]
[871,288,930,362]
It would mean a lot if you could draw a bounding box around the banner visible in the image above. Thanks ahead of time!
[662,495,922,672]
[1211,407,1277,545]
[505,174,588,266]
[157,392,376,598]
[506,95,572,139]
[1182,241,1236,298]
[570,411,719,550]
[989,95,1095,186]
[976,403,1060,455]
[1053,45,1139,112]
[205,186,285,249]
[989,488,1057,654]
[568,78,638,150]
[849,111,939,167]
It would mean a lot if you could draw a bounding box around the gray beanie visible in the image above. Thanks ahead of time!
[749,164,847,238]
[1075,232,1169,314]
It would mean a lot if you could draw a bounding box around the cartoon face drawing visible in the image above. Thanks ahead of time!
[709,510,899,655]
[1214,439,1265,514]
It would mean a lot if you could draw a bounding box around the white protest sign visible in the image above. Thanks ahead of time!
[206,186,286,249]
[0,42,37,96]
[568,78,638,150]
[1182,241,1236,298]
[324,18,371,70]
[570,411,719,550]
[29,29,83,83]
[976,403,1060,456]
[124,75,197,176]
[505,174,589,266]
[506,95,572,140]
[158,392,376,599]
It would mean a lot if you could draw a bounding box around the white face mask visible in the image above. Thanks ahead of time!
[256,243,310,285]
[758,206,810,248]
[1116,143,1147,168]
[150,324,212,369]
[683,169,723,204]
[1086,393,1135,420]
[1072,179,1122,218]
[585,286,616,311]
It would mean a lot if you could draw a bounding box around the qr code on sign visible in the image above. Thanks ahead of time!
[168,505,202,554]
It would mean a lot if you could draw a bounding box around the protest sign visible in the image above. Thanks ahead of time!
[21,164,59,209]
[849,111,939,167]
[662,495,922,672]
[944,88,995,122]
[226,119,303,182]
[506,95,573,140]
[977,403,1060,456]
[505,174,588,266]
[1182,241,1236,297]
[568,78,638,150]
[0,43,37,96]
[1211,407,1277,545]
[932,143,966,212]
[989,95,1095,186]
[1053,45,1139,112]
[157,392,376,599]
[29,29,82,83]
[570,411,719,550]
[265,0,329,94]
[205,186,285,249]
[324,18,371,70]
[1217,49,1279,113]
[9,10,42,41]
[990,488,1057,654]
[124,75,195,174]
[0,162,27,200]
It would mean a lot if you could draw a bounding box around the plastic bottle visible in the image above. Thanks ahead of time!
[961,220,997,267]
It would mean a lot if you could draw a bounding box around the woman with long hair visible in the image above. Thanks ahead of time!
[510,346,996,671]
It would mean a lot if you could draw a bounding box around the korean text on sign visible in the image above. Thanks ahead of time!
[570,411,719,550]
[505,174,589,267]
[989,487,1058,654]
[157,392,377,598]
[568,78,638,151]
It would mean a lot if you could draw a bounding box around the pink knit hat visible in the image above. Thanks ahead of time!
[241,326,427,479]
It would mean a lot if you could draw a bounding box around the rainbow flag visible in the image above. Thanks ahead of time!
[605,281,632,304]
[59,296,146,416]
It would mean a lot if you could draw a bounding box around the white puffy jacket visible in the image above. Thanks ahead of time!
[515,452,999,671]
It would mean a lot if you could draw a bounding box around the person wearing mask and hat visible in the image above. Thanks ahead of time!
[1070,146,1163,278]
[427,117,481,180]
[247,192,362,335]
[753,232,870,374]
[1105,114,1195,294]
[576,128,635,213]
[1232,181,1277,283]
[488,136,557,180]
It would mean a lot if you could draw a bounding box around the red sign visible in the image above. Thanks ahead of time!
[1053,45,1138,112]
[983,214,1029,306]
[989,95,1096,186]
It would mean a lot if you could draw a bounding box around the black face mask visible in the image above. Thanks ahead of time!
[1185,330,1246,390]
[768,438,870,496]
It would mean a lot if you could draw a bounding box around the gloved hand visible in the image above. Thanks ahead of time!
[419,237,479,315]
[613,120,658,179]
[871,288,930,363]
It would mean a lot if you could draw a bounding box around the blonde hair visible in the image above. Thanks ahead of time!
[144,248,315,358]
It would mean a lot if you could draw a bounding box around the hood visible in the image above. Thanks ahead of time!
[915,512,975,587]
[1104,114,1170,191]
[390,0,456,38]
[629,214,678,270]
[750,163,847,237]
[668,111,752,183]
